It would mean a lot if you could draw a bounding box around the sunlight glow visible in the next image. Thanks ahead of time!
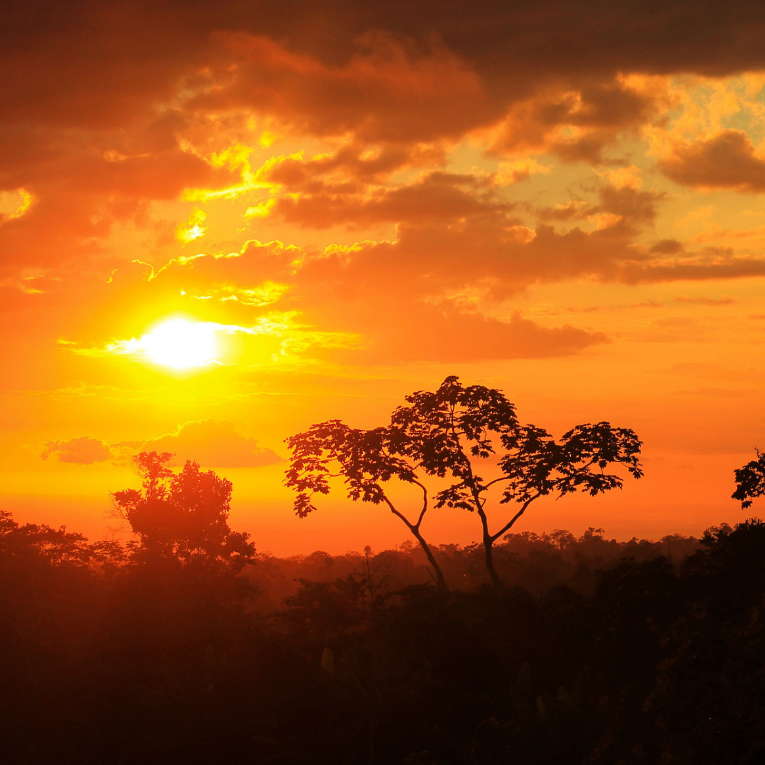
[141,318,219,369]
[0,188,33,221]
[176,209,207,243]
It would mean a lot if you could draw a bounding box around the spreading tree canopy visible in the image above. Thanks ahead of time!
[286,376,643,589]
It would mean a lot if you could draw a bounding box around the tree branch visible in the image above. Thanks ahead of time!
[411,479,429,529]
[380,494,417,531]
[483,475,513,490]
[489,494,540,542]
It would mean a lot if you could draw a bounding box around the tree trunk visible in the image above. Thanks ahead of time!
[483,534,506,590]
[411,527,448,592]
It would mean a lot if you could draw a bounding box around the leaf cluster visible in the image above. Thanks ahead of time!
[285,377,643,525]
[498,422,644,507]
[285,421,419,517]
[732,449,765,509]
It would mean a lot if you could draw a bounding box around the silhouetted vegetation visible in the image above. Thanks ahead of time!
[286,376,642,590]
[112,450,256,570]
[0,443,761,763]
[733,447,765,508]
[1,491,762,763]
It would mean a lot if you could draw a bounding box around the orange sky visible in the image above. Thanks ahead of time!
[2,1,765,554]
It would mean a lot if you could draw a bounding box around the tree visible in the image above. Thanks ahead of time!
[391,377,643,588]
[286,376,643,590]
[732,448,765,508]
[285,422,449,590]
[112,451,256,570]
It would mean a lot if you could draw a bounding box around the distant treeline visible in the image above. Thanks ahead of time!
[249,527,703,610]
[1,506,762,764]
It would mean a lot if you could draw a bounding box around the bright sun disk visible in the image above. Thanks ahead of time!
[141,318,218,369]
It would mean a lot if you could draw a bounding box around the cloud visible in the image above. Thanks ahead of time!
[649,239,684,255]
[331,302,609,363]
[495,158,553,184]
[141,420,283,468]
[0,0,761,277]
[270,170,513,229]
[40,436,112,464]
[674,295,736,305]
[38,423,282,469]
[659,130,765,191]
[192,31,497,144]
[619,256,765,284]
[7,0,765,382]
[145,232,614,362]
[487,79,665,162]
[535,183,663,231]
[260,144,440,187]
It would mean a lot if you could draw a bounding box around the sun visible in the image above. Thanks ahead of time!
[141,318,219,370]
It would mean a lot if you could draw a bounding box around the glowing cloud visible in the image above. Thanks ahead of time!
[176,208,207,243]
[0,188,34,221]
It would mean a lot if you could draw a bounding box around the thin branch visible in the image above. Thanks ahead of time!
[380,494,416,531]
[411,479,429,529]
[483,475,513,490]
[489,494,540,542]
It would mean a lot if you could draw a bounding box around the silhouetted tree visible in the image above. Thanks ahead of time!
[389,377,644,588]
[287,376,643,590]
[732,448,765,508]
[112,451,255,570]
[285,422,449,590]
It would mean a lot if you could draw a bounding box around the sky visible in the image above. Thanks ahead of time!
[3,0,765,555]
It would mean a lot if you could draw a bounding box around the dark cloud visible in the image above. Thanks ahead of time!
[591,185,664,226]
[1,0,764,275]
[271,171,513,229]
[536,200,589,222]
[490,81,661,162]
[650,239,684,255]
[192,31,498,144]
[659,130,765,191]
[619,257,765,284]
[7,0,765,129]
[535,184,664,229]
[262,143,443,187]
[40,436,112,464]
[330,302,609,363]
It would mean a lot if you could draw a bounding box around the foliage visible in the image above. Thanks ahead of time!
[1,505,763,764]
[391,377,642,515]
[285,423,419,518]
[0,509,120,567]
[287,376,643,588]
[285,418,449,589]
[732,448,765,508]
[112,451,256,570]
